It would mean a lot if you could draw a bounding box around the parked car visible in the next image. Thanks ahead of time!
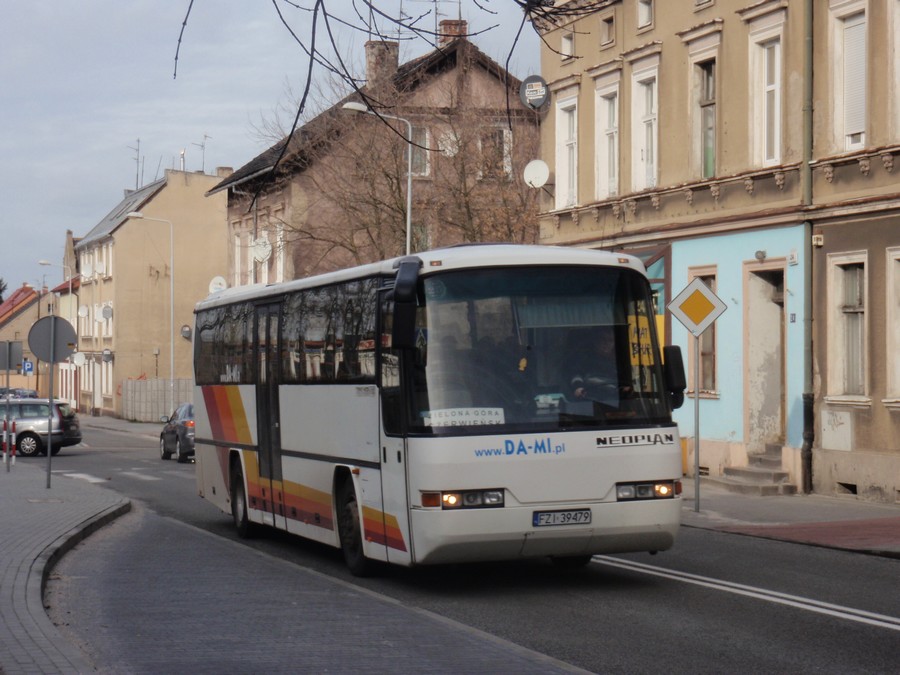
[160,403,195,463]
[11,388,39,399]
[1,398,82,457]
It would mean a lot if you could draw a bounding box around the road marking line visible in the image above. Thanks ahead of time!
[119,471,161,482]
[62,473,107,484]
[594,556,900,632]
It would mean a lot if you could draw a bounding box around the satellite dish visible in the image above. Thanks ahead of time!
[95,261,106,275]
[523,159,551,188]
[77,305,89,318]
[209,276,227,293]
[101,305,113,320]
[72,352,86,367]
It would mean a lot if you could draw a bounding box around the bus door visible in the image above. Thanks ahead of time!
[255,303,286,530]
[378,290,413,564]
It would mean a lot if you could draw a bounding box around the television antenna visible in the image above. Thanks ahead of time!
[192,134,211,173]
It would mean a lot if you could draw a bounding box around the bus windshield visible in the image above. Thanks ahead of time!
[407,265,670,434]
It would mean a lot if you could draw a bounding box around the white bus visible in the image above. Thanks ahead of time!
[193,245,686,575]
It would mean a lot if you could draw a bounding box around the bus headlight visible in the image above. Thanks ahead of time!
[616,481,679,501]
[424,489,505,509]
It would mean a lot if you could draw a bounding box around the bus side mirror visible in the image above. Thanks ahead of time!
[663,346,686,410]
[391,257,421,350]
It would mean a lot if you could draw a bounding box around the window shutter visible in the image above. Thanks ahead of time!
[843,15,867,136]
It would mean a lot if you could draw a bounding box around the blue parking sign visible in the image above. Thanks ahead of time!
[22,359,33,375]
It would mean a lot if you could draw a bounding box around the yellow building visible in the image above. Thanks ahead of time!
[72,169,230,419]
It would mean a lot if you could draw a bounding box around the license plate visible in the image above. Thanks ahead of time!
[533,509,592,527]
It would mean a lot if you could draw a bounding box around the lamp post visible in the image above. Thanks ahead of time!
[342,101,413,256]
[126,211,175,415]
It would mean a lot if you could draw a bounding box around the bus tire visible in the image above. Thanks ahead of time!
[231,463,254,538]
[337,481,373,577]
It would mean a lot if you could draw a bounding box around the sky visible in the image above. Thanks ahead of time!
[0,1,540,296]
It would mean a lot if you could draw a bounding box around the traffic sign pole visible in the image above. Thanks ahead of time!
[668,278,728,513]
[28,316,76,489]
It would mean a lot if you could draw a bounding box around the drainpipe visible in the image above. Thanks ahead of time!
[800,0,814,494]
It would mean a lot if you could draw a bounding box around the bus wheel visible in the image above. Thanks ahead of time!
[231,463,254,538]
[551,554,594,569]
[337,482,373,577]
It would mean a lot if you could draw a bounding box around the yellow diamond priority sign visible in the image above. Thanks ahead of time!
[668,277,726,337]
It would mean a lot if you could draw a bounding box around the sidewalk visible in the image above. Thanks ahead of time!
[1,417,898,672]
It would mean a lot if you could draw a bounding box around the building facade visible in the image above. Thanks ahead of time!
[536,0,900,502]
[72,169,230,419]
[210,20,541,282]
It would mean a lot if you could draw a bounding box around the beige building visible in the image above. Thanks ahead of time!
[536,0,900,502]
[72,169,230,419]
[0,283,47,392]
[209,20,540,283]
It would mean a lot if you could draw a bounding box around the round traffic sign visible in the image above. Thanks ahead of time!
[28,316,77,363]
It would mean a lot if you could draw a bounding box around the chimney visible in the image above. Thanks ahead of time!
[438,19,468,46]
[365,40,399,90]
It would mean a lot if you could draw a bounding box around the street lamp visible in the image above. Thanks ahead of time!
[126,211,175,415]
[342,101,413,256]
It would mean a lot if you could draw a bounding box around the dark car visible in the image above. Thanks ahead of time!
[1,398,82,457]
[160,403,195,463]
[11,388,39,399]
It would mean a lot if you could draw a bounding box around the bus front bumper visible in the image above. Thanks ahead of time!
[409,497,681,565]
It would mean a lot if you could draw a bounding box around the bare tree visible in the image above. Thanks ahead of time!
[177,1,610,195]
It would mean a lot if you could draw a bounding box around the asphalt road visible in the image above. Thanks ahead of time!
[39,426,900,673]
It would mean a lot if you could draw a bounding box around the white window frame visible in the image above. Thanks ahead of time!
[594,77,619,199]
[561,31,574,60]
[637,0,654,30]
[886,247,900,406]
[600,14,615,47]
[630,57,658,192]
[555,96,579,209]
[232,229,242,287]
[830,1,868,151]
[825,251,869,403]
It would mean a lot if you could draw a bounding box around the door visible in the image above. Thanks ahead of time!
[378,290,413,564]
[255,303,285,529]
[745,266,786,454]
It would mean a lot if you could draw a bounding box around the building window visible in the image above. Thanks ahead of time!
[479,127,512,179]
[842,13,867,148]
[830,3,867,151]
[561,31,574,60]
[698,60,716,178]
[410,125,430,177]
[761,39,781,164]
[595,86,619,199]
[600,15,615,46]
[827,252,868,398]
[689,270,717,394]
[632,73,658,191]
[556,98,578,208]
[638,0,654,29]
[888,247,900,398]
[743,4,785,166]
